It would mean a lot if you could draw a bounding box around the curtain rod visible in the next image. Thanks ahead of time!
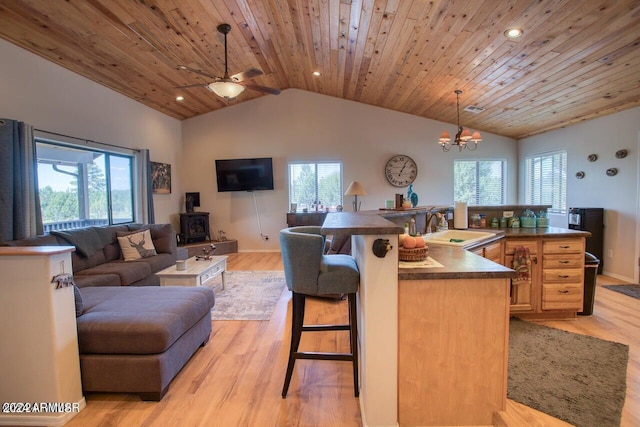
[34,128,141,153]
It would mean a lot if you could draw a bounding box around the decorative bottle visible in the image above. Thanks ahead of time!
[408,217,417,236]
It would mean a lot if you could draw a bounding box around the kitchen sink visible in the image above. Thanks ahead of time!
[421,230,496,248]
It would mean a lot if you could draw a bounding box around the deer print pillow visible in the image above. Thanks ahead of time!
[117,229,158,261]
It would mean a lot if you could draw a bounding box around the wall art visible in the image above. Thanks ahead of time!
[151,162,171,193]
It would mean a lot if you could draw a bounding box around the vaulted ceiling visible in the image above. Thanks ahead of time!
[1,0,639,139]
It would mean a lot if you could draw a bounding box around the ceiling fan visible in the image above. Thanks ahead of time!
[176,23,280,100]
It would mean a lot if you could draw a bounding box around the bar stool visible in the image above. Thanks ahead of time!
[279,226,360,398]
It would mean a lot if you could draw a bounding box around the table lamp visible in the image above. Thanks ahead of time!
[344,181,367,211]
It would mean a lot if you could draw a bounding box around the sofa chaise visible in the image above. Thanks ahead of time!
[3,223,215,400]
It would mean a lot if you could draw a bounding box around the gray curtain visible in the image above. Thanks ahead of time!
[0,118,43,242]
[141,149,155,224]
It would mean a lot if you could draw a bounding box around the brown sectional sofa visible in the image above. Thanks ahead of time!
[4,223,215,400]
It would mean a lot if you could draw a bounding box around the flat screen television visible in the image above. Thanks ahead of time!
[215,157,274,192]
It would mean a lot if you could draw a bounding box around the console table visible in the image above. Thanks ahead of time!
[180,212,211,243]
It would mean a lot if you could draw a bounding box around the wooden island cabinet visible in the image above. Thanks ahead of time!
[467,227,590,319]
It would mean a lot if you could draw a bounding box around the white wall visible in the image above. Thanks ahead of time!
[0,39,183,227]
[519,107,640,283]
[182,89,518,251]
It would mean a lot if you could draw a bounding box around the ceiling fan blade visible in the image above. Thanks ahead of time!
[242,83,281,95]
[177,65,219,80]
[231,68,263,82]
[175,83,209,89]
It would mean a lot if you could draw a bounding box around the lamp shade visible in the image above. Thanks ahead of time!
[344,181,367,196]
[460,128,472,141]
[208,81,245,99]
[438,131,451,143]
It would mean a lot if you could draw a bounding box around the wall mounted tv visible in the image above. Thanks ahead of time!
[215,157,275,192]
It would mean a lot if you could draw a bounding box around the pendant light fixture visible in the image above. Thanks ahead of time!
[438,90,482,152]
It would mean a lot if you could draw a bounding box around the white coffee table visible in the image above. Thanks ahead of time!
[157,255,228,289]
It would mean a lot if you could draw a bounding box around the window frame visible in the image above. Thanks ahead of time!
[288,161,343,211]
[35,137,138,232]
[453,158,507,206]
[524,150,567,214]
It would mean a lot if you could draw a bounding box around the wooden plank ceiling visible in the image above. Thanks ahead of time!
[0,0,638,139]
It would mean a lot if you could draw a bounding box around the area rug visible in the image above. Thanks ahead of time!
[508,318,628,427]
[209,271,285,321]
[603,284,640,300]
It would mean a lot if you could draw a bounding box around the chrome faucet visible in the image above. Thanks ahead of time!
[425,207,440,234]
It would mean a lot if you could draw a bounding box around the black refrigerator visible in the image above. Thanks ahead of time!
[568,207,604,274]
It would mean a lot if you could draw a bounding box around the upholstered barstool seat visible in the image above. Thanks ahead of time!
[279,226,360,398]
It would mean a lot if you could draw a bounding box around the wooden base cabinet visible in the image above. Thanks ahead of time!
[541,239,585,312]
[504,236,585,319]
[398,278,510,426]
[504,239,538,313]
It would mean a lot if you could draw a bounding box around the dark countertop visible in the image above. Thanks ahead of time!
[321,212,404,235]
[460,226,590,249]
[500,226,591,238]
[320,213,585,281]
[398,245,516,280]
[399,226,587,280]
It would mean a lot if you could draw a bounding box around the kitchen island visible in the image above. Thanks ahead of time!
[322,212,515,427]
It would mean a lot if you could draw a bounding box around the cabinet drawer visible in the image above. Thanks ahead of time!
[543,239,583,254]
[542,283,583,310]
[543,254,584,268]
[198,265,223,286]
[543,268,583,283]
[505,240,537,255]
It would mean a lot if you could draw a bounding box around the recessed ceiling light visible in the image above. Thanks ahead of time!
[176,96,184,102]
[312,71,321,76]
[504,28,523,39]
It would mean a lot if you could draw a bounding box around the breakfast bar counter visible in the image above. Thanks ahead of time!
[397,244,515,426]
[321,212,516,426]
[398,244,514,280]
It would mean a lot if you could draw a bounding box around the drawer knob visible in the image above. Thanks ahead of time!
[559,245,570,249]
[558,289,570,294]
[558,275,570,279]
[559,260,570,264]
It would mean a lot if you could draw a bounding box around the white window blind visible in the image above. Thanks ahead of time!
[525,151,567,213]
[453,159,506,205]
[288,162,342,210]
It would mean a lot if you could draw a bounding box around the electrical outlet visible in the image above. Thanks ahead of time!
[608,249,613,258]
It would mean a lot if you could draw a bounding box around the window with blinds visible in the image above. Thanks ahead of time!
[288,162,342,211]
[453,159,506,205]
[525,151,567,213]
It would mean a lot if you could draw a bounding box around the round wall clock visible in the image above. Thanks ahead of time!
[385,155,418,187]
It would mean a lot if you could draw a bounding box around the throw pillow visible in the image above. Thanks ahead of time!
[117,229,157,261]
[73,284,84,317]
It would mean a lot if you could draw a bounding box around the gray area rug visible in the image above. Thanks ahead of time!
[508,318,628,427]
[209,271,285,321]
[603,284,640,300]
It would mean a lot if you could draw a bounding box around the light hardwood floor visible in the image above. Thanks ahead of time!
[66,252,638,427]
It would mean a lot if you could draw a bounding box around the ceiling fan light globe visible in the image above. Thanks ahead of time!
[209,81,245,99]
